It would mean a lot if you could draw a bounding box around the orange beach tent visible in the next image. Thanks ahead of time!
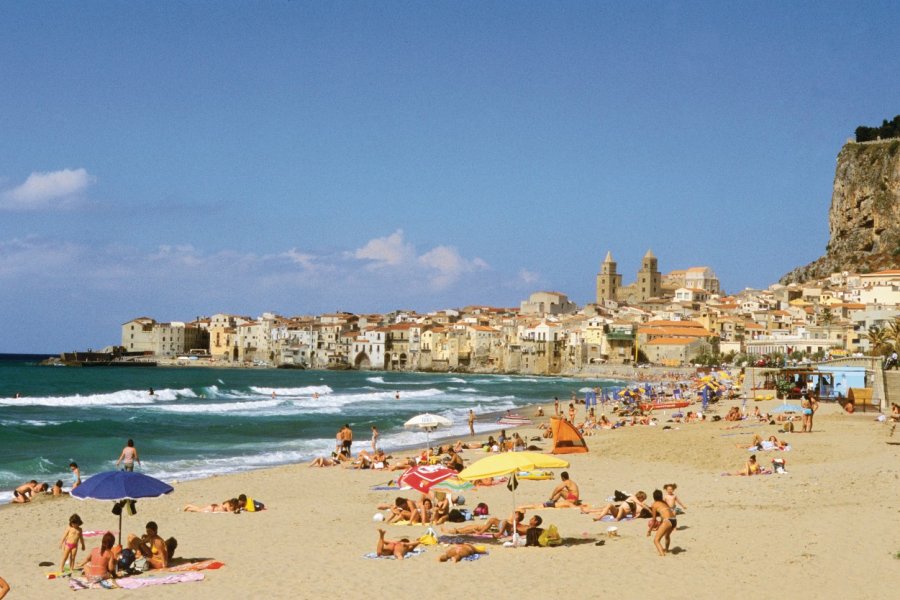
[549,417,589,454]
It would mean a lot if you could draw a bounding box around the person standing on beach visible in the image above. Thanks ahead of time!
[371,426,379,452]
[342,424,353,457]
[648,489,676,556]
[554,397,560,416]
[468,409,475,436]
[59,513,85,573]
[116,439,141,471]
[69,463,81,490]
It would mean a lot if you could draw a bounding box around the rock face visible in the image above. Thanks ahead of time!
[781,139,900,284]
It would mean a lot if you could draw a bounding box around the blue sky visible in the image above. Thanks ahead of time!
[1,1,899,352]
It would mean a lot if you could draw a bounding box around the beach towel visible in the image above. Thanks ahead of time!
[68,577,119,591]
[438,534,496,544]
[363,547,426,560]
[82,530,110,538]
[596,515,634,522]
[720,469,774,476]
[163,559,225,572]
[115,572,205,589]
[370,485,404,491]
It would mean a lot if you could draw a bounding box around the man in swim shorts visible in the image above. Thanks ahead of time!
[545,471,580,507]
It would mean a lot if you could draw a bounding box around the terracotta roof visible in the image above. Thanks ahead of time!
[645,337,696,346]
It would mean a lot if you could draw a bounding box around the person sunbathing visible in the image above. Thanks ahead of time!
[387,497,423,524]
[739,454,761,476]
[77,531,117,581]
[441,517,502,535]
[431,492,451,525]
[583,491,649,521]
[308,455,341,467]
[127,521,173,570]
[438,543,478,562]
[376,528,420,560]
[183,498,240,513]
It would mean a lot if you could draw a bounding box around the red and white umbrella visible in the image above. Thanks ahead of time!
[397,464,457,493]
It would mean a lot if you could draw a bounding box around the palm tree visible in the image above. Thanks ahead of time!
[886,318,900,353]
[863,326,890,356]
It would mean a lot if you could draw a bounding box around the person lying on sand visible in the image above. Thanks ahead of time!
[183,498,241,513]
[376,528,420,560]
[439,543,478,562]
[582,491,649,521]
[441,518,501,536]
[519,472,580,509]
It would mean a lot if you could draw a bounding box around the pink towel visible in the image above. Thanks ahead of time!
[115,572,204,588]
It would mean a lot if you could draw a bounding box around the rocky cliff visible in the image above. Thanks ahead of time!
[781,138,900,284]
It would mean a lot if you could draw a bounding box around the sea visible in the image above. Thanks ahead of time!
[0,354,624,503]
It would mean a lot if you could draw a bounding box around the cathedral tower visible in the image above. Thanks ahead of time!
[636,249,661,301]
[596,251,622,303]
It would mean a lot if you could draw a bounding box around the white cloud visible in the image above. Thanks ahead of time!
[419,246,489,289]
[350,229,415,267]
[0,168,94,210]
[518,268,539,284]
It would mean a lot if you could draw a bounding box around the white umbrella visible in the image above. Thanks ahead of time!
[404,413,452,451]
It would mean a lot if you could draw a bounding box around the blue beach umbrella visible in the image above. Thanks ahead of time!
[72,471,174,543]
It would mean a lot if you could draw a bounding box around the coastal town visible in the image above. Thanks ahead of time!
[93,251,899,378]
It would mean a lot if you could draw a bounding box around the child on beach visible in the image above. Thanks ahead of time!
[69,462,81,490]
[663,483,686,513]
[59,513,85,573]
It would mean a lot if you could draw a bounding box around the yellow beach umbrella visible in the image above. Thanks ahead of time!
[457,452,569,481]
[458,452,569,546]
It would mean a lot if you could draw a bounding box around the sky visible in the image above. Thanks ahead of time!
[2,1,899,353]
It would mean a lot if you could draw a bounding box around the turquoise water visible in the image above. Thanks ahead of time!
[0,355,622,502]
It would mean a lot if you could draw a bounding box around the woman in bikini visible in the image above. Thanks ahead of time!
[739,454,761,476]
[648,489,677,556]
[116,439,141,472]
[376,528,420,560]
[582,491,649,521]
[183,498,241,513]
[78,532,116,581]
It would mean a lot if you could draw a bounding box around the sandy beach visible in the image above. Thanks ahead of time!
[1,398,897,599]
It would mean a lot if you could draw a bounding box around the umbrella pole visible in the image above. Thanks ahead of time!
[119,509,123,546]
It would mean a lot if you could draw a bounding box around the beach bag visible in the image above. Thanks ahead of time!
[526,527,544,547]
[117,548,136,573]
[418,528,439,546]
[448,509,466,523]
[538,524,562,547]
[474,502,489,516]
